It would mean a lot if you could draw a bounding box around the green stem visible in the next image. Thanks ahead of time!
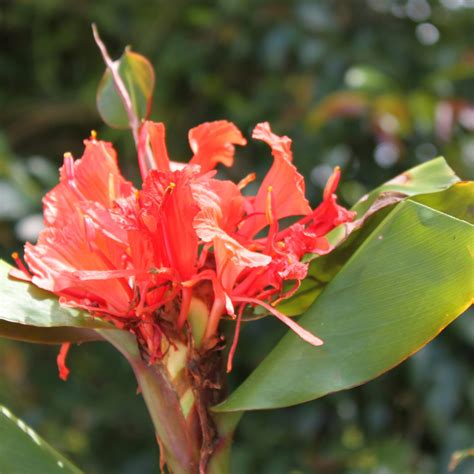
[98,329,200,474]
[98,329,241,473]
[207,412,242,474]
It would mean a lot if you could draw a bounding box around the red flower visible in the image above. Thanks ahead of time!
[13,121,355,377]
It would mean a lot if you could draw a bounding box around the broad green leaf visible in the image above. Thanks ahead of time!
[215,201,473,411]
[97,48,155,129]
[411,181,474,224]
[0,405,82,473]
[352,157,459,218]
[279,160,462,316]
[0,320,102,344]
[0,260,112,343]
[277,205,394,316]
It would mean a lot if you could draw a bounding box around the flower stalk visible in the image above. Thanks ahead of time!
[99,329,202,473]
[98,320,234,474]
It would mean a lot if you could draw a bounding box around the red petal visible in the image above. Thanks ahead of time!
[188,120,246,173]
[57,343,71,381]
[44,139,133,227]
[239,122,311,238]
[140,168,200,280]
[138,121,171,175]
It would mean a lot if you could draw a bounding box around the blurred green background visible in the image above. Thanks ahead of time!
[0,0,473,473]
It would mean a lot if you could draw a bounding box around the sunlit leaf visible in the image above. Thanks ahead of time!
[279,159,461,316]
[411,181,474,224]
[0,260,112,343]
[352,157,459,218]
[0,404,82,473]
[0,320,102,344]
[215,201,473,411]
[97,48,155,129]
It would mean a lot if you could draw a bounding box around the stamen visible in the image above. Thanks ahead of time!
[11,252,32,278]
[63,152,88,201]
[226,305,245,373]
[232,296,324,347]
[237,172,256,191]
[108,172,116,203]
[323,166,341,200]
[264,185,279,253]
[90,130,98,141]
[63,152,75,182]
[265,186,274,225]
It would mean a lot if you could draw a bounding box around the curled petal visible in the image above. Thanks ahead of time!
[57,343,71,381]
[138,121,171,174]
[239,122,311,238]
[189,120,247,173]
[44,139,133,227]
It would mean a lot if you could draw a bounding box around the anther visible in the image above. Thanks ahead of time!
[11,252,32,278]
[90,130,97,141]
[63,153,75,182]
[237,172,256,191]
[265,185,274,225]
[108,172,116,202]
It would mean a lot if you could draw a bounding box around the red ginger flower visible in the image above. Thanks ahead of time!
[13,121,355,377]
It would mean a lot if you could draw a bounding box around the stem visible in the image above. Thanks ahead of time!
[98,329,199,473]
[207,412,242,474]
[133,360,200,473]
[92,24,140,145]
[97,328,240,473]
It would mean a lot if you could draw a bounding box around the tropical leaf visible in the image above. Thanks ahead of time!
[97,48,155,129]
[0,404,82,473]
[411,181,474,223]
[279,159,462,316]
[0,260,112,343]
[0,320,102,344]
[214,200,473,411]
[352,157,459,218]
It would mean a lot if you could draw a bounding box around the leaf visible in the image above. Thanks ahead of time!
[0,320,102,344]
[0,260,112,343]
[97,48,155,129]
[277,205,394,316]
[411,181,474,224]
[279,159,462,316]
[352,157,459,218]
[214,201,474,411]
[0,404,82,473]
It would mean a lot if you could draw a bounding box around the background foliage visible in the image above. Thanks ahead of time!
[0,0,473,473]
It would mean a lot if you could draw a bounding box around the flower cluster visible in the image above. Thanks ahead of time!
[13,121,354,374]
